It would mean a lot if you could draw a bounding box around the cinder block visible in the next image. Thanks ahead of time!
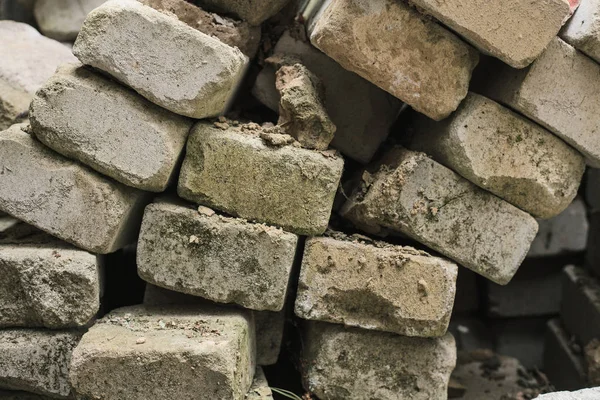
[0,124,148,254]
[561,265,600,347]
[195,0,289,25]
[544,319,588,391]
[30,64,193,192]
[341,147,538,285]
[295,232,457,337]
[178,122,344,236]
[561,0,600,63]
[410,93,585,219]
[73,0,248,118]
[302,321,456,400]
[70,305,255,400]
[33,0,106,41]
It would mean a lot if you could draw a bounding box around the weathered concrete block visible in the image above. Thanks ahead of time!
[544,319,588,391]
[409,0,570,68]
[70,305,255,400]
[0,241,100,328]
[0,21,76,130]
[34,0,106,41]
[302,321,456,400]
[246,368,273,400]
[308,0,479,120]
[195,0,289,25]
[561,265,600,347]
[0,329,82,398]
[137,200,298,311]
[73,0,248,118]
[528,197,588,257]
[295,233,458,337]
[252,31,401,164]
[0,124,148,254]
[561,0,600,63]
[178,122,344,235]
[341,148,538,285]
[477,38,600,167]
[410,93,585,219]
[537,388,600,400]
[30,64,193,192]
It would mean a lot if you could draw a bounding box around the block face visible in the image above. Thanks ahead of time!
[0,243,100,328]
[0,124,148,254]
[561,0,600,63]
[410,93,585,219]
[295,234,458,337]
[33,0,106,41]
[478,38,600,167]
[341,148,538,285]
[137,201,298,311]
[410,0,570,68]
[73,0,248,118]
[178,122,344,235]
[309,0,479,120]
[302,322,456,400]
[30,64,193,192]
[195,0,289,25]
[0,329,82,398]
[544,319,588,391]
[69,305,255,400]
[560,265,600,347]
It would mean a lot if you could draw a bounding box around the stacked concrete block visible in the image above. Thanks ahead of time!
[561,0,600,63]
[560,266,600,347]
[33,0,106,41]
[544,319,588,391]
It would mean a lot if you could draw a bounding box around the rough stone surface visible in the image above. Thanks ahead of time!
[409,92,585,219]
[476,38,600,167]
[561,265,600,347]
[139,0,260,57]
[341,148,538,285]
[309,0,479,120]
[0,124,148,254]
[0,329,82,398]
[252,31,401,164]
[70,305,255,400]
[544,319,588,391]
[536,388,600,399]
[34,0,106,41]
[0,21,76,130]
[137,200,298,311]
[30,64,193,192]
[178,122,344,236]
[302,321,456,400]
[585,339,600,386]
[295,233,458,337]
[246,368,273,400]
[0,241,100,329]
[73,0,248,118]
[528,197,588,257]
[409,0,570,68]
[195,0,289,25]
[561,0,600,63]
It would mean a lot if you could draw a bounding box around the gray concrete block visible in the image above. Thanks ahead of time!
[34,0,106,41]
[544,320,589,391]
[561,0,600,63]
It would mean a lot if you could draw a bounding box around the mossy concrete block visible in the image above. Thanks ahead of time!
[73,0,248,118]
[0,124,148,254]
[0,329,83,398]
[295,233,458,337]
[30,64,193,192]
[70,305,255,400]
[137,200,298,311]
[246,368,273,400]
[178,122,344,235]
[302,321,456,400]
[195,0,289,25]
[410,92,585,219]
[561,0,600,63]
[308,0,479,120]
[33,0,106,41]
[341,148,538,285]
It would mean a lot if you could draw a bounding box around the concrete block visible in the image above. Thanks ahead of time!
[195,0,289,25]
[70,305,255,400]
[302,321,456,400]
[295,232,458,337]
[409,0,570,68]
[308,0,479,120]
[0,21,76,130]
[341,147,538,285]
[137,200,298,311]
[178,122,344,235]
[491,317,547,369]
[536,388,600,399]
[544,319,588,391]
[73,0,248,118]
[0,124,148,254]
[246,368,273,400]
[561,265,600,347]
[410,93,585,219]
[477,38,600,167]
[561,0,600,63]
[34,0,106,41]
[252,31,401,164]
[30,64,193,192]
[0,329,83,398]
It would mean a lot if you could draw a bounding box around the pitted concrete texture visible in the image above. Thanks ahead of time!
[309,0,478,120]
[34,0,107,41]
[561,0,600,63]
[195,0,290,25]
[73,0,248,118]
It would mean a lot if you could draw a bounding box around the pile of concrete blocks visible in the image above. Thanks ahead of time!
[0,0,599,398]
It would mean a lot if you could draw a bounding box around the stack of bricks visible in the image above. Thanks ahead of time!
[0,0,599,399]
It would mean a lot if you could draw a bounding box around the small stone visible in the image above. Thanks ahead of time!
[561,0,600,63]
[197,205,215,216]
[135,337,146,345]
[33,0,106,41]
[259,130,295,147]
[195,0,290,25]
[544,319,588,391]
